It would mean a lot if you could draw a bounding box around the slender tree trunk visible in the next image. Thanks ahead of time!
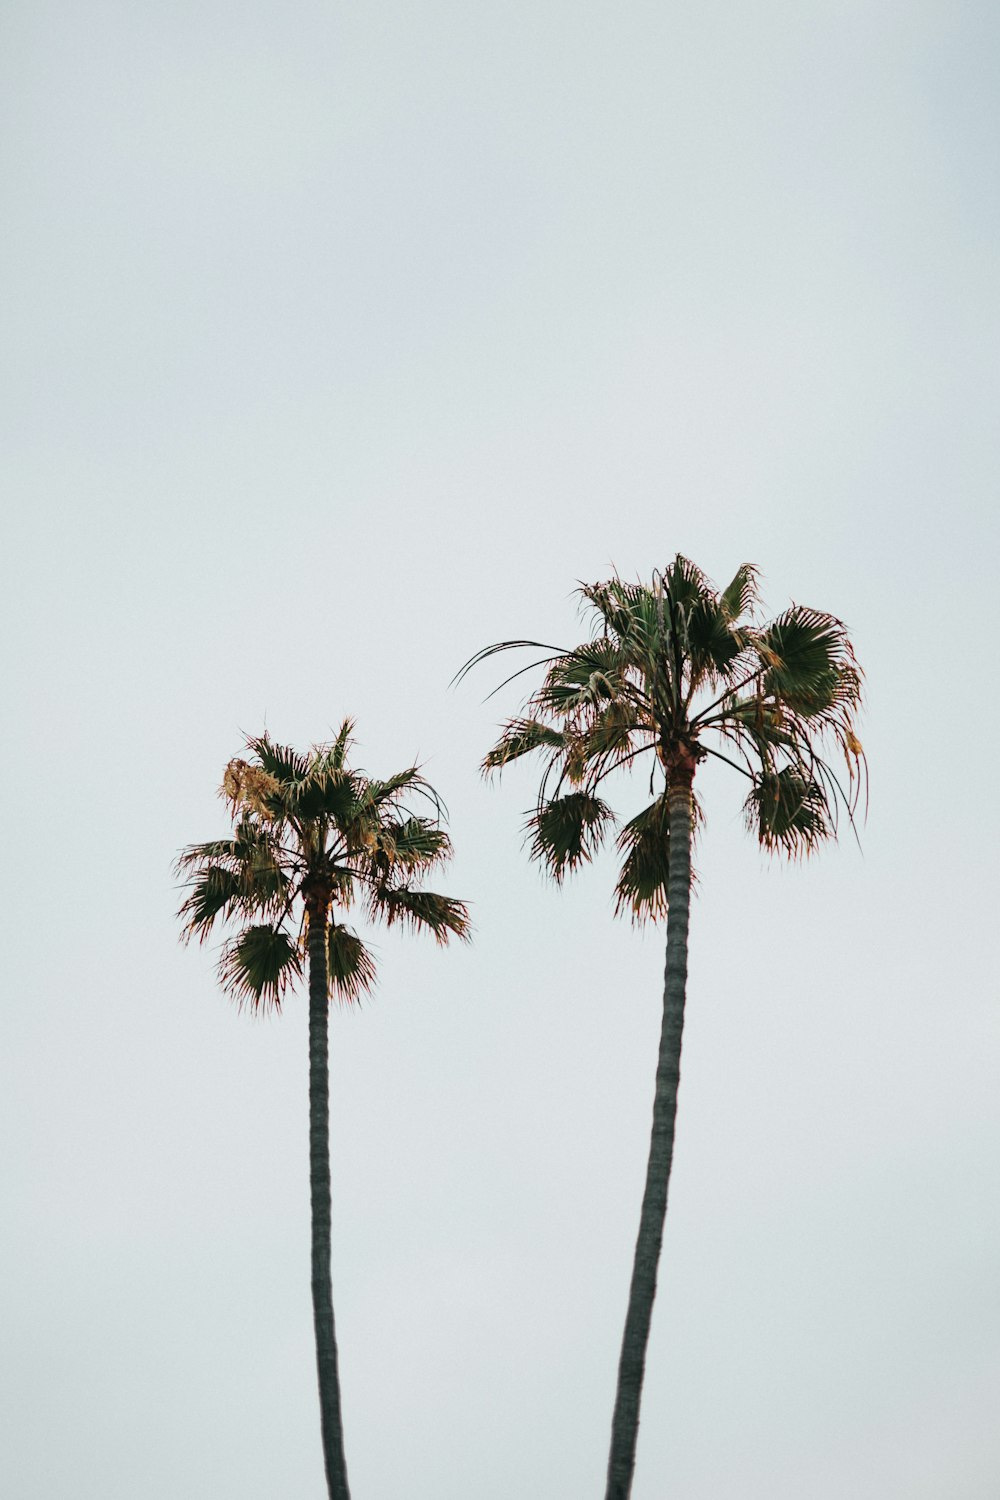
[307,902,352,1500]
[604,765,695,1500]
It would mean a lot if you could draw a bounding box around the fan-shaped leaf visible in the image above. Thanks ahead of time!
[368,818,453,883]
[527,791,614,881]
[219,924,302,1012]
[327,923,377,1002]
[720,563,760,622]
[177,864,243,942]
[745,768,832,856]
[758,607,854,699]
[246,736,310,787]
[373,889,471,944]
[483,719,566,773]
[614,796,671,922]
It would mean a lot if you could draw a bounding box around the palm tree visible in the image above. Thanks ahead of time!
[176,724,470,1500]
[460,556,865,1500]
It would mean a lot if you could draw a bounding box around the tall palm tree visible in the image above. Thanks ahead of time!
[460,556,865,1500]
[176,724,470,1500]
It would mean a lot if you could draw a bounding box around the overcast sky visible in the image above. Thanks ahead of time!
[2,2,999,1496]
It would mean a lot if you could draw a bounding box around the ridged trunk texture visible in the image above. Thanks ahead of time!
[604,768,694,1500]
[308,905,351,1500]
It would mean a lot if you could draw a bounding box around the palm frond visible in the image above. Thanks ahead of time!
[614,796,672,923]
[451,639,566,688]
[327,923,378,1002]
[367,818,453,884]
[613,793,703,922]
[782,663,863,733]
[176,821,292,940]
[745,767,833,856]
[285,764,361,824]
[218,923,302,1012]
[685,598,746,688]
[372,888,471,944]
[328,719,355,771]
[527,791,615,881]
[658,556,747,693]
[483,718,566,775]
[246,735,310,787]
[662,553,714,607]
[720,563,760,622]
[577,577,650,648]
[175,836,242,871]
[177,864,244,943]
[582,701,641,759]
[757,606,858,701]
[361,767,442,817]
[535,642,635,717]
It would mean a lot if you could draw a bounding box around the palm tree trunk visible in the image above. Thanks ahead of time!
[307,904,352,1500]
[604,766,695,1500]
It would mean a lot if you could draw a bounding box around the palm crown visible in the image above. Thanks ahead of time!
[177,721,470,1007]
[464,555,865,911]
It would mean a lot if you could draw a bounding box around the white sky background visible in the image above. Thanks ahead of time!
[2,1,998,1495]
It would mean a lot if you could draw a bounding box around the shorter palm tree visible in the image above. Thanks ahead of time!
[176,724,470,1500]
[460,557,865,1500]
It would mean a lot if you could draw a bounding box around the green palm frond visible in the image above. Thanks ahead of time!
[613,793,703,922]
[246,735,311,787]
[536,642,635,717]
[720,563,760,622]
[578,578,650,648]
[328,719,355,771]
[219,923,302,1012]
[745,767,833,856]
[177,864,244,942]
[582,701,641,759]
[451,638,565,690]
[685,599,746,689]
[614,796,672,922]
[175,836,242,871]
[372,888,471,944]
[527,791,615,881]
[652,556,747,693]
[360,767,445,823]
[368,818,453,883]
[327,923,378,1002]
[662,553,713,610]
[717,700,797,754]
[176,820,291,940]
[757,606,857,700]
[782,664,863,735]
[286,765,361,824]
[483,718,567,774]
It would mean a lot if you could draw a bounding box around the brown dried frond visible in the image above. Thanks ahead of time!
[221,760,280,818]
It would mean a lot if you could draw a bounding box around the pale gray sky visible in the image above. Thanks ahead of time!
[2,2,998,1497]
